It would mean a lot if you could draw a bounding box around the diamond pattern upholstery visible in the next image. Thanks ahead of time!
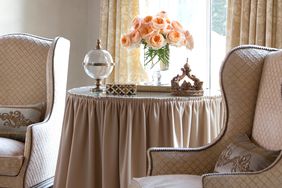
[252,51,282,151]
[0,33,70,188]
[0,34,50,105]
[131,45,282,188]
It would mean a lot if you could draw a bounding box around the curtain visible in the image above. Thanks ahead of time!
[226,0,282,51]
[99,0,148,84]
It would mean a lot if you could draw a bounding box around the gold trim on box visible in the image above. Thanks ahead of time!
[137,85,171,92]
[106,84,137,95]
[172,89,204,96]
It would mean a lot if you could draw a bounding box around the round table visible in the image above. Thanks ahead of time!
[54,86,224,188]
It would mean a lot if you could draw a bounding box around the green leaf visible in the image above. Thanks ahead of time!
[144,44,170,69]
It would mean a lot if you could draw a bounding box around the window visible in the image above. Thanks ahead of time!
[139,0,227,91]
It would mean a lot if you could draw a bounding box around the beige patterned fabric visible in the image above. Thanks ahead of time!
[0,156,24,176]
[252,51,282,151]
[0,34,50,105]
[0,103,45,141]
[0,33,70,188]
[214,134,279,173]
[130,46,282,188]
[100,0,148,83]
[226,0,282,51]
[203,152,282,188]
[0,137,24,176]
[25,35,70,188]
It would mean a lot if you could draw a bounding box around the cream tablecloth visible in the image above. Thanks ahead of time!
[54,86,225,188]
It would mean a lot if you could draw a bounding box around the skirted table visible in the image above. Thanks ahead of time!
[54,86,225,188]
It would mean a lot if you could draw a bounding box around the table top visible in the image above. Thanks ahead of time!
[68,86,221,101]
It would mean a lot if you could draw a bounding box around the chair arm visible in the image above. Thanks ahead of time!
[22,36,69,187]
[148,145,221,176]
[24,119,62,187]
[202,153,282,188]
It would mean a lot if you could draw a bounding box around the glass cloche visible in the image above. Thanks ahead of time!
[83,39,114,92]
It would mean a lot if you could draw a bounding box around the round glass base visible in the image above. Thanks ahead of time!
[90,85,106,93]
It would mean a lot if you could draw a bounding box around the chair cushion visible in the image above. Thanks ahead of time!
[0,103,45,141]
[129,175,202,188]
[0,137,24,176]
[214,134,279,173]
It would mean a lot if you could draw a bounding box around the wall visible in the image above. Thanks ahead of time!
[0,0,101,89]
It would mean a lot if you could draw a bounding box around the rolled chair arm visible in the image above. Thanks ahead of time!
[148,145,221,176]
[24,120,61,187]
[24,36,70,187]
[202,153,282,188]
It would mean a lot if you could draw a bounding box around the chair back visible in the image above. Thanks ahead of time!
[0,34,52,106]
[252,51,282,151]
[221,46,282,150]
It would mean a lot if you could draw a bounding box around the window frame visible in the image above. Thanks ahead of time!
[138,0,227,92]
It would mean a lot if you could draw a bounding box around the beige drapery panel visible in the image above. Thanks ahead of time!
[226,0,282,51]
[99,0,147,83]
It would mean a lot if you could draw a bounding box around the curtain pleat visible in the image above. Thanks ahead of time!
[249,0,257,44]
[227,0,282,51]
[240,0,250,44]
[99,0,147,84]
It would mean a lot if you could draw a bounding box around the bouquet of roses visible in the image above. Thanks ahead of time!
[121,11,194,69]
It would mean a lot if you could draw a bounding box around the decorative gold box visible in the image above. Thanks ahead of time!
[106,84,137,95]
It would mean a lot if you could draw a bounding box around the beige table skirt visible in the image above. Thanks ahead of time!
[54,87,225,188]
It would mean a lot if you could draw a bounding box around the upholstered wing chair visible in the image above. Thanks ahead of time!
[0,33,70,188]
[130,45,282,188]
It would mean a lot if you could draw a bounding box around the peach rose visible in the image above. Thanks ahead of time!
[184,30,192,39]
[120,34,131,47]
[142,15,153,25]
[165,18,171,24]
[138,24,154,39]
[152,16,166,30]
[171,20,184,32]
[167,30,184,46]
[132,16,142,30]
[121,12,194,51]
[186,36,194,50]
[148,33,166,49]
[129,30,141,44]
[160,24,173,35]
[184,30,194,49]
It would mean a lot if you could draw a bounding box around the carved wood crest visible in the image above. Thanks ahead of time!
[171,59,204,96]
